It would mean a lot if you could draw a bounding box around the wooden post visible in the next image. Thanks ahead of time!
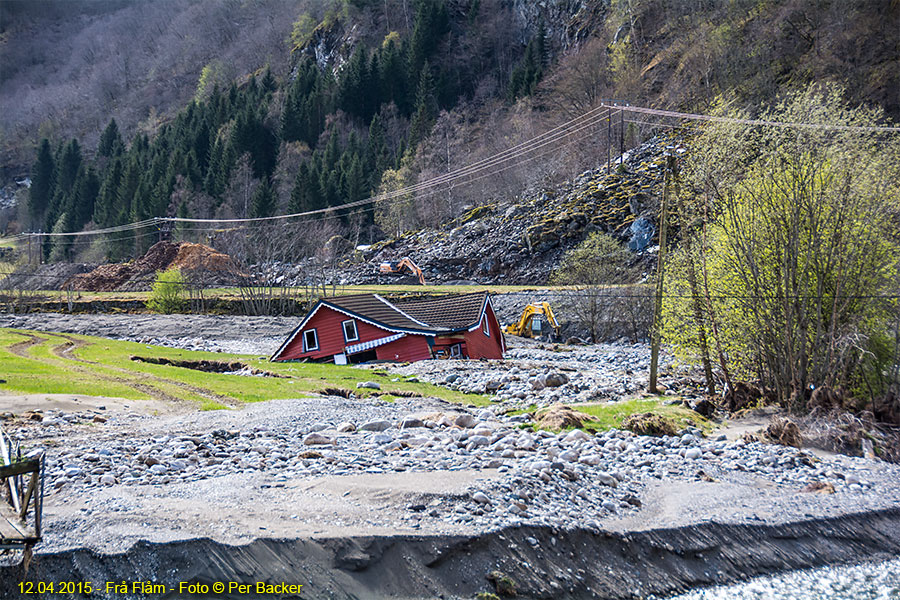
[649,153,675,393]
[620,106,625,164]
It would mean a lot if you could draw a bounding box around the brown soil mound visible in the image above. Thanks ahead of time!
[64,242,241,292]
[764,416,803,448]
[170,242,237,272]
[534,404,594,430]
[622,412,677,437]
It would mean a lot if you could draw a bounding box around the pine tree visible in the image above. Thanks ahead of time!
[28,138,56,230]
[98,119,123,157]
[94,158,123,228]
[408,62,438,150]
[250,176,276,218]
[508,27,547,101]
[71,166,100,229]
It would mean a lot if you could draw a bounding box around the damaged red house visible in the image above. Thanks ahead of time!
[270,292,505,363]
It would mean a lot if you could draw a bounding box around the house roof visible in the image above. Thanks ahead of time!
[270,292,496,360]
[392,292,489,330]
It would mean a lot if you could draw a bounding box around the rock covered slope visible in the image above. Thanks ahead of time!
[339,137,671,286]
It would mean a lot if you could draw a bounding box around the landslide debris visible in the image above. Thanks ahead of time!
[64,241,242,292]
[323,137,670,286]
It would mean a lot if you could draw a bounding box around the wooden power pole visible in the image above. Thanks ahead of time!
[649,152,676,393]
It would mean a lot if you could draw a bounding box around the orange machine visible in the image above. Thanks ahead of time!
[376,257,426,285]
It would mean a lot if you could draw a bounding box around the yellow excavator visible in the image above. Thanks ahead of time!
[377,256,426,285]
[504,302,561,339]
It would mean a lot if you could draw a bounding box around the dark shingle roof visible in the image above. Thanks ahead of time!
[391,292,488,330]
[326,294,429,331]
[323,292,489,333]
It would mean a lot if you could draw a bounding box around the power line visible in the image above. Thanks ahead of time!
[159,107,613,225]
[605,104,900,133]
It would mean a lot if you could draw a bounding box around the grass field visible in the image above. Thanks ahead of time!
[0,282,566,303]
[0,328,490,410]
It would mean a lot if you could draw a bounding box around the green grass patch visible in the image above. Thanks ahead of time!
[576,398,713,433]
[523,398,714,434]
[0,328,488,409]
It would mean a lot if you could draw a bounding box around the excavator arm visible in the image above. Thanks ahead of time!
[377,257,426,285]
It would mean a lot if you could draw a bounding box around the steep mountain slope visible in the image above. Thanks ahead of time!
[1,0,896,265]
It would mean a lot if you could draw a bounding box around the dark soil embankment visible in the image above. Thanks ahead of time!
[4,509,900,599]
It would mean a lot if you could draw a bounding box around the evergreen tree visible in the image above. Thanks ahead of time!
[508,27,547,101]
[28,138,56,230]
[98,118,123,157]
[378,36,408,112]
[71,166,100,229]
[94,158,123,228]
[342,154,366,204]
[45,139,82,233]
[408,62,438,150]
[250,176,276,218]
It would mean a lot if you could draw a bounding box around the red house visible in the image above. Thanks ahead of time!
[271,292,505,363]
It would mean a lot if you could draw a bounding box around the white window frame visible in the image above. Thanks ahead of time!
[482,316,490,336]
[342,320,359,342]
[450,343,462,358]
[303,329,319,351]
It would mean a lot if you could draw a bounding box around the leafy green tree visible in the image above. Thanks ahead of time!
[663,85,900,410]
[550,232,640,342]
[146,268,186,314]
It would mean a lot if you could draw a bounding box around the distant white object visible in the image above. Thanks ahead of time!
[16,177,32,188]
[356,244,372,251]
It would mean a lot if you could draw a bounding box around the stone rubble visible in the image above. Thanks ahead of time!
[8,395,893,534]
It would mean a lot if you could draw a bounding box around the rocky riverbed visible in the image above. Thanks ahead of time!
[6,378,900,555]
[3,313,900,598]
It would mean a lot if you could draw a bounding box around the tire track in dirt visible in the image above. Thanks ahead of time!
[44,334,240,409]
[7,332,48,358]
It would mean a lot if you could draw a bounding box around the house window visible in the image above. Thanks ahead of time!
[450,343,462,358]
[482,316,490,336]
[342,320,359,342]
[303,329,319,351]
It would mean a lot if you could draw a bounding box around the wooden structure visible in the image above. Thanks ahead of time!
[0,425,43,551]
[271,292,505,364]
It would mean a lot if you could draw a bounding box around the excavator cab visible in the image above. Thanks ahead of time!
[504,302,561,340]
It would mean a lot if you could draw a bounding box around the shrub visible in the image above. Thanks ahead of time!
[146,268,185,314]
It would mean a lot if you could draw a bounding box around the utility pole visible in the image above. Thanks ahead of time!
[619,106,626,165]
[607,108,612,173]
[649,151,676,393]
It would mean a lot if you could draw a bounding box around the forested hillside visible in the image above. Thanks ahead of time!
[2,0,897,263]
